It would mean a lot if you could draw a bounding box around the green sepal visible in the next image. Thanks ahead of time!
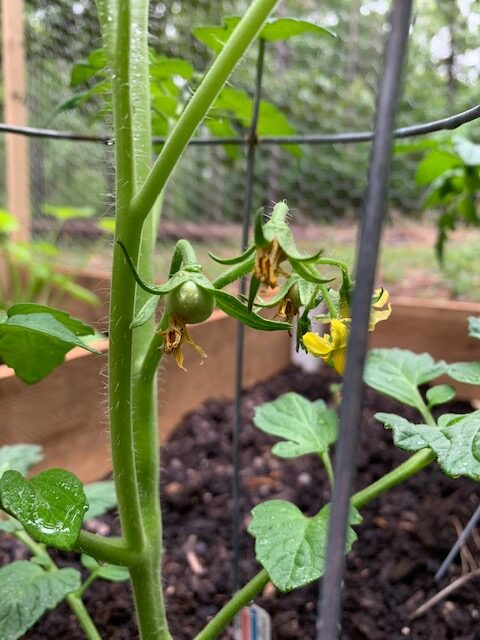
[213,256,256,290]
[208,244,255,265]
[290,258,333,284]
[254,208,269,248]
[213,289,290,332]
[0,468,88,550]
[247,276,262,312]
[130,296,159,329]
[255,277,294,309]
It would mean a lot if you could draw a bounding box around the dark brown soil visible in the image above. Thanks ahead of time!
[2,366,480,640]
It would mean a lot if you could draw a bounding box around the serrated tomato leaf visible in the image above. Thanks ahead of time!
[253,392,337,458]
[248,500,360,592]
[447,362,480,385]
[364,349,446,411]
[376,411,480,481]
[0,444,44,476]
[0,561,80,640]
[426,384,456,408]
[84,481,117,520]
[81,554,129,582]
[0,469,88,550]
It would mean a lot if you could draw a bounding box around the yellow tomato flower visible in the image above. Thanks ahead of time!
[369,288,392,330]
[253,238,286,288]
[303,319,349,375]
[161,317,207,371]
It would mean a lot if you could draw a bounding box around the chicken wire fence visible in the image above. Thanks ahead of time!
[1,2,480,639]
[1,0,479,225]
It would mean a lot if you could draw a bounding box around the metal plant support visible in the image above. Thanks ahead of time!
[2,0,480,636]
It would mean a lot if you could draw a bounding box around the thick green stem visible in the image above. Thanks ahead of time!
[108,0,144,554]
[15,531,101,640]
[130,0,279,225]
[76,531,140,567]
[195,447,437,639]
[352,448,436,509]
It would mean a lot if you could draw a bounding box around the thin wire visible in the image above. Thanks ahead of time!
[317,2,413,639]
[435,502,480,583]
[1,103,479,146]
[232,38,265,594]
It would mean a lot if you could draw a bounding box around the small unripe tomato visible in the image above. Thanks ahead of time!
[165,281,214,324]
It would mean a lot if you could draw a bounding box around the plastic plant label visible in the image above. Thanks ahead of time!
[234,604,271,640]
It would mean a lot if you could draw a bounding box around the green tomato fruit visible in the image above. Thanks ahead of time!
[165,281,214,324]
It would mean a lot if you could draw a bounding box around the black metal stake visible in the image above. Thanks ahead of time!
[317,2,413,638]
[232,38,266,593]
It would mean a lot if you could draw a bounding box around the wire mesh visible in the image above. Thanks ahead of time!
[1,0,478,225]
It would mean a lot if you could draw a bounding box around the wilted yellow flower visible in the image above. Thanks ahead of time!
[369,288,392,330]
[161,317,207,371]
[253,238,286,288]
[303,319,349,375]
[275,284,301,323]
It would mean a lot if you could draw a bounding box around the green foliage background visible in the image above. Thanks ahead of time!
[1,0,479,223]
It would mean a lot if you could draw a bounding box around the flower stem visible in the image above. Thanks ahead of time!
[319,282,337,318]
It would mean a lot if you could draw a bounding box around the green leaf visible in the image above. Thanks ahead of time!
[376,411,480,481]
[0,444,44,476]
[193,17,334,53]
[84,481,117,520]
[7,304,94,337]
[150,55,193,81]
[426,384,456,408]
[468,316,480,340]
[247,276,261,313]
[208,244,255,265]
[0,469,88,550]
[253,392,337,458]
[290,258,332,285]
[0,561,80,640]
[447,362,480,385]
[42,204,96,221]
[258,17,335,41]
[0,312,100,383]
[81,555,129,582]
[364,349,446,411]
[131,296,159,329]
[415,150,461,186]
[213,289,290,331]
[248,500,359,592]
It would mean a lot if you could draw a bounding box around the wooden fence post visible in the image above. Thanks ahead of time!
[2,0,30,242]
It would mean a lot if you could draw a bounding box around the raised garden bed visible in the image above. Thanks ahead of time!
[1,291,480,481]
[1,365,478,639]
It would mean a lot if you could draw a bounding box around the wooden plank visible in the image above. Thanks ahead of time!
[0,313,291,482]
[2,0,30,242]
